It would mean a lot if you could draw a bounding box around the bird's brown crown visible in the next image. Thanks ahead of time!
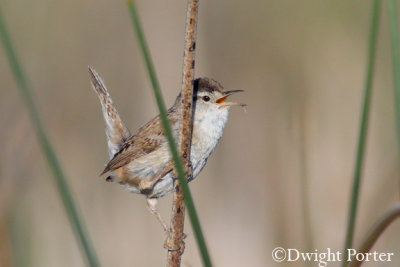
[194,77,224,94]
[173,78,224,106]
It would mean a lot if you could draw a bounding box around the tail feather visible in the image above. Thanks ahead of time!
[89,66,131,159]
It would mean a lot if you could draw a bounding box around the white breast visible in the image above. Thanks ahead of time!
[124,106,230,198]
[190,107,229,178]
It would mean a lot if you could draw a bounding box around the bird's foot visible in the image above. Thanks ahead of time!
[164,233,186,254]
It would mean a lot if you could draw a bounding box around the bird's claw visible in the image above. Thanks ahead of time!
[164,232,186,254]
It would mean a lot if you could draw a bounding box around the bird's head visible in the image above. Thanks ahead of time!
[193,78,245,115]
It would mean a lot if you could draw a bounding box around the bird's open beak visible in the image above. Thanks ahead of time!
[216,90,246,108]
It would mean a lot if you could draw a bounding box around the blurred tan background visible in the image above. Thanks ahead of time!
[1,0,400,266]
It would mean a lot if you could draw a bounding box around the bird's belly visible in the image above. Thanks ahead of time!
[148,152,209,198]
[149,173,174,198]
[146,153,207,198]
[118,127,221,198]
[118,172,174,198]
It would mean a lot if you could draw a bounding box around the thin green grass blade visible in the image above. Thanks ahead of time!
[342,1,381,265]
[126,1,212,266]
[0,6,100,267]
[387,0,400,147]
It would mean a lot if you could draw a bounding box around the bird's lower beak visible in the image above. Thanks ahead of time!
[216,90,246,108]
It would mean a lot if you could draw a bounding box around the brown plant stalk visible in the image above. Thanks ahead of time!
[167,0,200,266]
[348,202,400,267]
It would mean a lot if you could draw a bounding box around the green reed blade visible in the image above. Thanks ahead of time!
[342,1,381,265]
[126,1,212,266]
[387,0,400,147]
[0,6,100,267]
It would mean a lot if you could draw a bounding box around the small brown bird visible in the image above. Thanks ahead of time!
[89,67,245,231]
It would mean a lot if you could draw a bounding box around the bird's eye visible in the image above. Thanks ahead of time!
[202,96,210,102]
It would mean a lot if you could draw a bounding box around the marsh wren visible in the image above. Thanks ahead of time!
[89,67,244,232]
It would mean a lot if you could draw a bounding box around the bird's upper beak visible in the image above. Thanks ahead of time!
[216,90,246,108]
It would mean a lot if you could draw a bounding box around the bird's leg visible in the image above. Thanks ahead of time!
[146,198,170,234]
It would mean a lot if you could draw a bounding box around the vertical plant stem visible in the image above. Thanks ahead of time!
[0,6,100,267]
[167,0,201,266]
[126,1,212,266]
[342,1,381,265]
[387,0,400,147]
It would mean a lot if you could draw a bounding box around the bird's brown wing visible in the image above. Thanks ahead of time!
[100,107,178,175]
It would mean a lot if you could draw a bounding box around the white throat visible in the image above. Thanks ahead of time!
[190,106,230,178]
